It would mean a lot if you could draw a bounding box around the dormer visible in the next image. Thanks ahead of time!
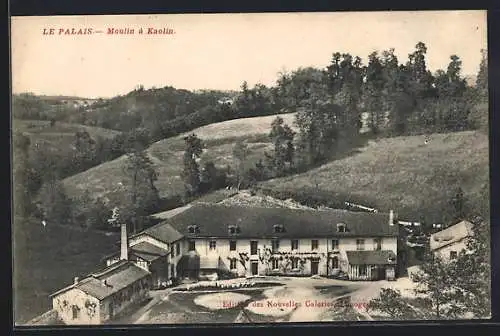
[273,224,285,233]
[337,223,347,233]
[228,225,241,235]
[187,224,200,234]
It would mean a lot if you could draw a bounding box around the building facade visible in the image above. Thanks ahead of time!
[106,204,400,282]
[430,220,474,262]
[49,260,151,325]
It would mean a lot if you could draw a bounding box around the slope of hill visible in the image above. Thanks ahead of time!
[258,131,489,223]
[13,218,118,324]
[62,113,296,203]
[13,119,121,154]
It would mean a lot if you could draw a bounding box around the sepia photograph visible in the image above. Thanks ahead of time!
[11,11,490,326]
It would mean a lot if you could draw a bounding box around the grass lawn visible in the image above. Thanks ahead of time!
[259,130,489,223]
[13,217,119,324]
[62,113,296,203]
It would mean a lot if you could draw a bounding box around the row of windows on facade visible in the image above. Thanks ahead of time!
[187,238,382,253]
[226,256,340,270]
[187,223,350,235]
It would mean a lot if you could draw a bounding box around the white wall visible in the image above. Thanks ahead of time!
[181,236,398,277]
[52,288,100,325]
[435,239,468,261]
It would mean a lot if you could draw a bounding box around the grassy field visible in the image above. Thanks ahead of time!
[258,130,489,223]
[13,119,121,155]
[13,218,119,324]
[62,113,296,203]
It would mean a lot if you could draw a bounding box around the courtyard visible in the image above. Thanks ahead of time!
[110,276,417,324]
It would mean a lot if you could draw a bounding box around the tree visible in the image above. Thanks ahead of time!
[232,140,249,189]
[73,130,97,171]
[181,133,203,196]
[37,178,73,226]
[447,217,491,318]
[367,288,417,320]
[363,51,386,134]
[200,161,226,192]
[450,186,466,221]
[476,49,488,99]
[268,116,295,176]
[412,251,459,319]
[123,150,160,233]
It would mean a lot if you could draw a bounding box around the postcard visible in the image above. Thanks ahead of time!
[11,11,490,326]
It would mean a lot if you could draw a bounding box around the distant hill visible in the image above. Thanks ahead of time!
[13,119,121,155]
[62,113,296,204]
[257,130,489,224]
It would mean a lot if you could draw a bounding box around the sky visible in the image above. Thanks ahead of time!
[11,11,487,99]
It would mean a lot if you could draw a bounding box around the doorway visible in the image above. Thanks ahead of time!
[311,261,319,275]
[251,261,258,275]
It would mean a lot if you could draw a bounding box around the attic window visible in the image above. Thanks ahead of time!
[188,225,200,234]
[273,224,285,233]
[228,225,241,235]
[337,223,347,233]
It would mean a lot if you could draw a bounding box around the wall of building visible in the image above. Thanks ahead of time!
[434,239,468,261]
[129,234,170,251]
[98,276,151,323]
[180,236,398,278]
[52,288,101,325]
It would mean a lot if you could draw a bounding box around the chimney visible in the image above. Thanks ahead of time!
[389,210,394,226]
[120,222,128,260]
[74,277,79,285]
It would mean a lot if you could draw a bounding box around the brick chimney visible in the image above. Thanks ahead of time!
[389,210,394,226]
[120,222,128,260]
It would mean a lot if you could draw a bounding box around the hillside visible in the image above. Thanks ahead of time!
[13,218,118,324]
[13,119,121,154]
[258,131,489,223]
[62,113,296,203]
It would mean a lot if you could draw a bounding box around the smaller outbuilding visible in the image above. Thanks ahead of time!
[49,260,151,325]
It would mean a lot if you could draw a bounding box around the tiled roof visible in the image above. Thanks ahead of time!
[430,220,474,251]
[50,260,150,300]
[103,241,169,262]
[130,241,169,261]
[140,222,184,244]
[346,250,397,265]
[161,203,398,239]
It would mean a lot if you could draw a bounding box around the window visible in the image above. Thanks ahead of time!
[272,259,280,269]
[291,239,299,250]
[332,256,339,269]
[331,239,339,250]
[359,265,367,276]
[292,258,299,269]
[230,240,237,251]
[72,305,79,319]
[250,241,258,255]
[356,239,365,251]
[188,240,196,251]
[228,225,241,235]
[271,239,280,252]
[188,225,200,234]
[374,238,382,251]
[450,251,458,260]
[230,258,237,270]
[273,224,285,233]
[170,244,175,257]
[311,240,319,250]
[337,223,346,233]
[209,240,217,250]
[176,243,180,255]
[170,264,175,278]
